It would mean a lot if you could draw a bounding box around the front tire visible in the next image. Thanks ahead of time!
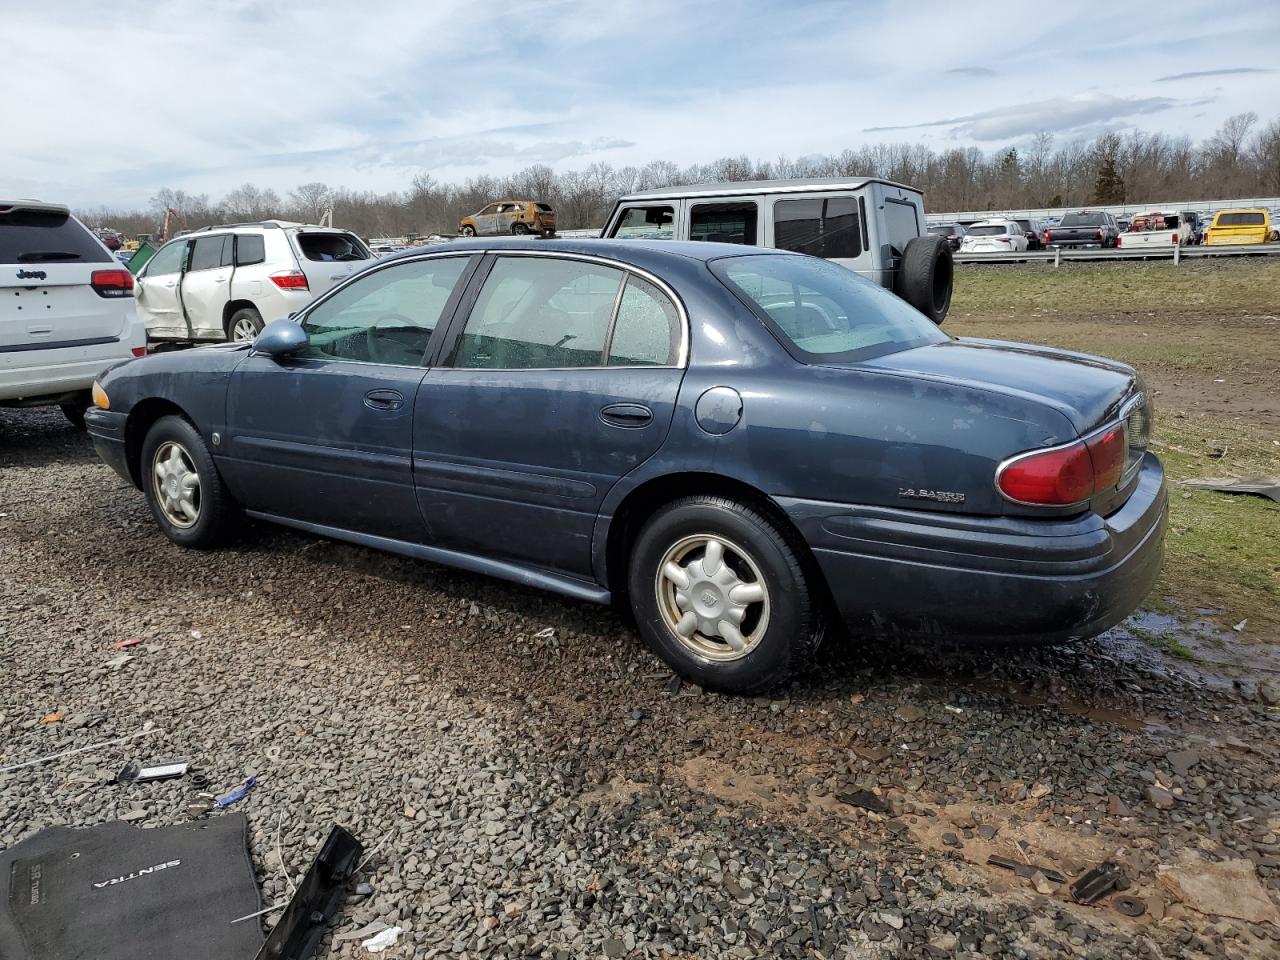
[60,394,90,430]
[227,307,264,342]
[628,496,824,694]
[141,415,238,548]
[460,225,477,237]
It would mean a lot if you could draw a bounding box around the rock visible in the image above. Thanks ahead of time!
[1029,782,1052,800]
[895,705,925,722]
[1157,857,1280,925]
[1146,785,1175,810]
[1107,795,1133,817]
[876,911,903,930]
[1258,679,1280,706]
[941,832,962,848]
[602,937,627,957]
[1165,749,1200,778]
[1029,871,1056,895]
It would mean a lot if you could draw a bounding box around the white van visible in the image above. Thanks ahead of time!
[600,178,952,322]
[1,200,146,427]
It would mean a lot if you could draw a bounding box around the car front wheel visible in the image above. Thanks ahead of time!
[141,415,238,548]
[628,496,824,694]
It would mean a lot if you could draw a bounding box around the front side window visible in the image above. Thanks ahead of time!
[189,235,231,271]
[712,254,947,363]
[144,240,188,276]
[774,197,861,259]
[607,276,679,366]
[611,205,675,240]
[299,256,470,365]
[452,257,625,369]
[690,202,758,245]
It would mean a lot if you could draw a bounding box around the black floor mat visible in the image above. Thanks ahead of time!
[1,814,262,960]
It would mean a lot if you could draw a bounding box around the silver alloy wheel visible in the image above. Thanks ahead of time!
[152,441,201,529]
[655,533,770,662]
[231,316,259,341]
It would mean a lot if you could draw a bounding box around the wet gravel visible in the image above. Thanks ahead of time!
[2,407,1279,958]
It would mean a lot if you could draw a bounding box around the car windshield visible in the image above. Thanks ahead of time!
[710,254,947,363]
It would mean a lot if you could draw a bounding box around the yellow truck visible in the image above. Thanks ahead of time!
[1204,208,1271,246]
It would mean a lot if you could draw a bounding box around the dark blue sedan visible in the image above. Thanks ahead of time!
[86,238,1167,693]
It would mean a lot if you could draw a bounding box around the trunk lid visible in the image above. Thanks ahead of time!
[853,338,1137,434]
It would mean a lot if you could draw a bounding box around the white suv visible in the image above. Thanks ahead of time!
[134,220,373,343]
[1,200,146,427]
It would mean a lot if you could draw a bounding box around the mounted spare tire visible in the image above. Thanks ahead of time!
[895,234,953,324]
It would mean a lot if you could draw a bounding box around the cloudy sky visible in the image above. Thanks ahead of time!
[3,0,1278,209]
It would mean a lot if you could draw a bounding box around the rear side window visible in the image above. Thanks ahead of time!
[774,197,861,259]
[297,232,370,262]
[1215,211,1264,226]
[535,203,553,212]
[712,254,947,363]
[190,235,231,271]
[611,205,675,240]
[690,202,758,245]
[452,257,624,369]
[607,276,679,366]
[0,207,111,264]
[883,199,921,251]
[235,234,265,266]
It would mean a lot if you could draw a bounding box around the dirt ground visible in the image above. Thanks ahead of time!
[1,258,1279,958]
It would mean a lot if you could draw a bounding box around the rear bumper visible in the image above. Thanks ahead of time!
[778,453,1168,643]
[85,407,134,485]
[0,330,144,403]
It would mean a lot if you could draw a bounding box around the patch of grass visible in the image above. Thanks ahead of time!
[1131,625,1195,659]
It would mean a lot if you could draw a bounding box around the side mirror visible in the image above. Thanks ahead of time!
[252,318,309,358]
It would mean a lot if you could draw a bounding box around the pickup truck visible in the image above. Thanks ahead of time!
[1115,212,1192,251]
[1204,209,1272,246]
[1045,211,1120,249]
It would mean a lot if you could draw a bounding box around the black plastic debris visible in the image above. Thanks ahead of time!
[1071,861,1125,905]
[835,790,891,815]
[254,825,363,960]
[986,855,1067,884]
[1113,894,1146,917]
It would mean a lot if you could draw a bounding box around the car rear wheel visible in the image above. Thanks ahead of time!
[141,415,238,548]
[460,225,476,237]
[628,496,823,694]
[227,307,264,342]
[512,222,529,235]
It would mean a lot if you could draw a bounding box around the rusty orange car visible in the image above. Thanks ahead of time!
[459,200,556,238]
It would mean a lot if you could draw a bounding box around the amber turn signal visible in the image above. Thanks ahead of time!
[91,382,110,410]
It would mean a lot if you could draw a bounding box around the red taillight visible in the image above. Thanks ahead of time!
[90,269,134,298]
[997,441,1094,506]
[1085,425,1126,491]
[131,346,147,357]
[1171,233,1178,245]
[1116,236,1123,247]
[997,424,1129,506]
[1044,229,1052,242]
[269,271,309,290]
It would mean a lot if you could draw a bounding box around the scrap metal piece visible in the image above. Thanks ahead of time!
[986,855,1067,885]
[116,760,189,784]
[1180,477,1280,503]
[1113,894,1146,917]
[254,825,363,960]
[1071,861,1125,905]
[835,790,891,815]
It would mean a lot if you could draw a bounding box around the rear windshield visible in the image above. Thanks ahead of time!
[711,254,947,363]
[968,225,1009,236]
[0,207,111,264]
[296,231,371,262]
[1215,211,1265,226]
[927,225,950,235]
[1011,219,1032,230]
[1060,213,1105,226]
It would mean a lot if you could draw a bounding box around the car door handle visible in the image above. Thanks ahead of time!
[363,388,405,411]
[164,281,176,288]
[600,403,653,428]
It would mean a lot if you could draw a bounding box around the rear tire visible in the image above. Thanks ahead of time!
[226,307,264,342]
[460,225,476,237]
[628,496,824,694]
[141,415,238,549]
[512,222,530,235]
[896,234,953,324]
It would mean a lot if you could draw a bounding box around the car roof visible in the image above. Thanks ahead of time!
[381,237,799,270]
[617,176,915,201]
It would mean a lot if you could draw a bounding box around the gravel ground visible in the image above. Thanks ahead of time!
[2,406,1279,959]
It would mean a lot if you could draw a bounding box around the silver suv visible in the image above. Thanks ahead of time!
[134,220,373,343]
[1,200,146,427]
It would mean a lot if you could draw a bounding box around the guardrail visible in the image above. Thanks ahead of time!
[954,243,1280,265]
